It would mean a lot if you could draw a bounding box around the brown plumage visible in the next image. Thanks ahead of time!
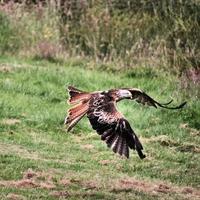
[65,86,186,159]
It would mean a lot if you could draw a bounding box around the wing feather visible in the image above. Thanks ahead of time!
[129,89,186,109]
[87,95,145,159]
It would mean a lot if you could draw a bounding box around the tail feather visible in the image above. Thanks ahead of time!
[65,86,91,131]
[69,103,88,114]
[65,103,89,131]
[67,86,91,105]
[67,103,89,122]
[66,104,88,125]
[66,115,85,132]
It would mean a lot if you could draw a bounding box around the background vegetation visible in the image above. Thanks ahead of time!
[0,0,199,199]
[0,0,200,72]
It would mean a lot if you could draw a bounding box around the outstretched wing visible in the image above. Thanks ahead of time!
[87,94,145,159]
[129,88,187,109]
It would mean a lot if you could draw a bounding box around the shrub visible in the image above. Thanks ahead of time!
[0,12,20,54]
[0,1,60,58]
[0,0,200,71]
[59,0,200,70]
[34,40,62,62]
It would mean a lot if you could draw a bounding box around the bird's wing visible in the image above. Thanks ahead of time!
[129,88,187,109]
[87,96,145,159]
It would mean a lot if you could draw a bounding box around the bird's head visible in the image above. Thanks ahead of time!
[109,88,143,102]
[116,89,132,101]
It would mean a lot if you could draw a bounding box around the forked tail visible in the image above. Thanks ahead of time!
[65,86,91,131]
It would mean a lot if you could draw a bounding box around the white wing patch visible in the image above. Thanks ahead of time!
[93,108,116,124]
[93,97,105,106]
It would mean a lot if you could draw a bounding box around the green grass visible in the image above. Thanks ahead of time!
[0,56,199,200]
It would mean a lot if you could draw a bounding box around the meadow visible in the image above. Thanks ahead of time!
[0,56,199,199]
[0,1,200,199]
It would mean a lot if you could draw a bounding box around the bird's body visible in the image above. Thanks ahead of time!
[65,86,186,159]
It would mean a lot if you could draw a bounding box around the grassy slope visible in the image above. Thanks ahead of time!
[0,57,199,200]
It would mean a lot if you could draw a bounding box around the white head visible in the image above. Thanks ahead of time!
[117,89,132,100]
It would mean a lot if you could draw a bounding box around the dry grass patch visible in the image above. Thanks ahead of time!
[98,159,116,165]
[111,178,200,199]
[80,144,94,150]
[82,180,99,190]
[0,169,56,190]
[141,135,179,147]
[0,65,13,73]
[49,190,70,198]
[180,123,200,137]
[59,178,71,186]
[176,143,200,153]
[0,63,28,72]
[6,193,25,200]
[1,118,21,125]
[141,135,200,154]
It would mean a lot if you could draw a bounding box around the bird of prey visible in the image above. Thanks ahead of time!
[64,86,186,159]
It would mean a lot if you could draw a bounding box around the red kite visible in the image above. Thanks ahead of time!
[65,86,186,159]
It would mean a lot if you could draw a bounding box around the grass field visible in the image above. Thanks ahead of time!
[0,56,199,200]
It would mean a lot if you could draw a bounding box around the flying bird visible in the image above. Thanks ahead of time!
[64,86,186,159]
